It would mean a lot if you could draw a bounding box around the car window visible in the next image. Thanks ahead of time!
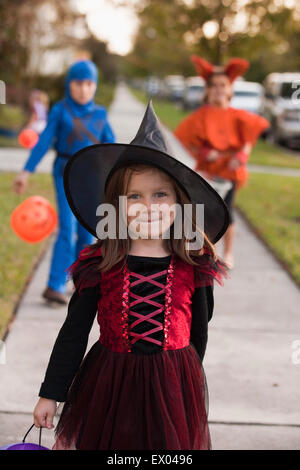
[189,86,204,91]
[233,91,260,97]
[280,82,297,98]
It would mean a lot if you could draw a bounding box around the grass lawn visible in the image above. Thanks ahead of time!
[0,103,26,148]
[131,88,300,170]
[0,104,26,129]
[250,139,300,169]
[0,136,20,147]
[235,173,300,285]
[131,89,189,131]
[0,172,55,339]
[95,81,116,109]
[132,88,300,286]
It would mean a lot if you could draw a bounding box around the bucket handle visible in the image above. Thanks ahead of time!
[22,424,43,447]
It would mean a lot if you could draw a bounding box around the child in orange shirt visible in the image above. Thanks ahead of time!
[175,56,269,269]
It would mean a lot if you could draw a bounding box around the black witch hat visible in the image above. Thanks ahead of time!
[63,101,230,244]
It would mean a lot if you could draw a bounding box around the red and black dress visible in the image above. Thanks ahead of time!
[38,245,229,450]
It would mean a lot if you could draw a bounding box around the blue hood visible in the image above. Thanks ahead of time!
[64,60,99,117]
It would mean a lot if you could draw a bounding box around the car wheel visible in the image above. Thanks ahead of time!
[268,120,283,146]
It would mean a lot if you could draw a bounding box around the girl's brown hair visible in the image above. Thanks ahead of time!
[86,163,218,272]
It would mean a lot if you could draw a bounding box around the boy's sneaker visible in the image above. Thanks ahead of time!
[42,287,68,305]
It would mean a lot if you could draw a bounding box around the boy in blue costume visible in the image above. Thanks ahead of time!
[13,60,115,305]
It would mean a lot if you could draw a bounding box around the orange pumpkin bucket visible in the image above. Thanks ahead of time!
[18,129,39,149]
[11,196,57,243]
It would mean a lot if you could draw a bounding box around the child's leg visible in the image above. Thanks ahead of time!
[47,158,77,294]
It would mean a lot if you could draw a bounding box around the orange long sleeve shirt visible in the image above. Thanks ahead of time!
[174,104,269,189]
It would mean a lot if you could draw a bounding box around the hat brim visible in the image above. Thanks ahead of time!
[63,143,230,245]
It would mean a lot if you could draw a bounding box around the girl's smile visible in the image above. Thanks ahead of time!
[126,168,177,240]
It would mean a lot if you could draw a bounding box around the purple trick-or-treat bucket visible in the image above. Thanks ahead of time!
[0,424,50,450]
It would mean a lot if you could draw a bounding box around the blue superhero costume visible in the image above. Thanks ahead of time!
[23,60,115,294]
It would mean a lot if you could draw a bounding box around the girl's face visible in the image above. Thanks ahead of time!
[206,74,232,106]
[125,168,177,239]
[69,79,97,105]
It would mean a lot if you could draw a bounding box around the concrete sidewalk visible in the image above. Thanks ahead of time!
[0,83,299,450]
[0,148,56,173]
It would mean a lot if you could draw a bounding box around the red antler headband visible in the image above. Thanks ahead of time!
[191,55,249,83]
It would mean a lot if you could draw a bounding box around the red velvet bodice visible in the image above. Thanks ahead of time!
[66,245,229,354]
[97,253,196,352]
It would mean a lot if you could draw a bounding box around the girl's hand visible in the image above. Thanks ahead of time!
[228,157,242,170]
[12,170,30,194]
[33,397,57,429]
[206,149,219,161]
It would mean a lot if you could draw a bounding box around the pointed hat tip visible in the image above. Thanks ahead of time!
[142,99,159,124]
[146,98,154,111]
[129,97,171,154]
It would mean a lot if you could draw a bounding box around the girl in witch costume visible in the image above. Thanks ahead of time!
[12,60,115,305]
[33,102,231,450]
[174,56,270,269]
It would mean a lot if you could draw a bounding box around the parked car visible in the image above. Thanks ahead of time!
[164,75,185,102]
[144,76,161,98]
[144,76,168,99]
[231,80,264,114]
[182,76,205,109]
[261,72,300,146]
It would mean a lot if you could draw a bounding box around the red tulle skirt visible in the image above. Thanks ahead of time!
[52,341,211,450]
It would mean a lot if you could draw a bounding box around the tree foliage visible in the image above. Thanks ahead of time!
[124,0,300,81]
[0,0,120,105]
[0,0,87,84]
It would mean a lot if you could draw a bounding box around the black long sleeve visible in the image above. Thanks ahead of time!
[190,285,214,363]
[39,285,100,402]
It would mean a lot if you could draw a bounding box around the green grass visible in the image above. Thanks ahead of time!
[235,173,300,285]
[0,104,26,148]
[95,81,116,109]
[131,88,300,169]
[0,172,56,339]
[0,104,26,130]
[0,136,20,147]
[250,139,300,169]
[131,89,189,131]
